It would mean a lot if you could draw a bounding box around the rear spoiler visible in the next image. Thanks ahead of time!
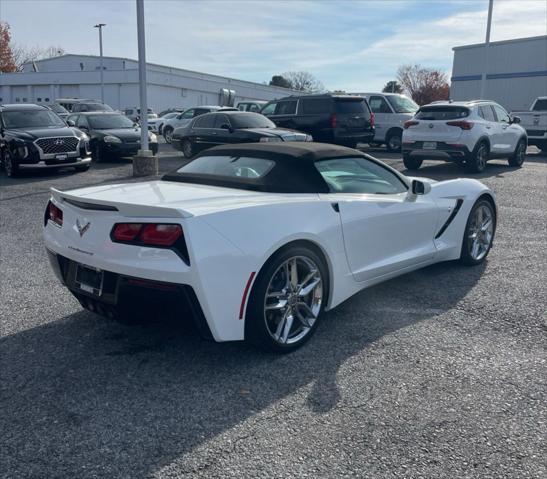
[50,188,193,218]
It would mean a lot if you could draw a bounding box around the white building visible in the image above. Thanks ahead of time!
[0,54,294,112]
[451,35,547,111]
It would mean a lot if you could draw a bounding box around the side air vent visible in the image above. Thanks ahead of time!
[435,199,464,239]
[63,198,119,211]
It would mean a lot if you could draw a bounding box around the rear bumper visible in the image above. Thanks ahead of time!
[334,131,375,144]
[403,142,471,161]
[47,250,213,339]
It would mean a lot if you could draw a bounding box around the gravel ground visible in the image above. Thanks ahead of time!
[1,144,546,479]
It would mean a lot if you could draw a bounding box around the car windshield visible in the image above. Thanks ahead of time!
[386,95,419,113]
[176,155,275,178]
[49,104,69,114]
[2,109,66,128]
[85,103,114,112]
[230,113,276,129]
[415,106,469,120]
[88,114,135,129]
[335,99,367,114]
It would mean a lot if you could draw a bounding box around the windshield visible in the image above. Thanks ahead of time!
[231,113,276,129]
[2,109,66,129]
[88,114,135,129]
[386,95,419,113]
[416,106,469,120]
[49,104,69,114]
[85,103,114,112]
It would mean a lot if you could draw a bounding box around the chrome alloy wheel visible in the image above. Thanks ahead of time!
[476,143,488,171]
[468,204,494,261]
[515,142,526,165]
[263,256,323,345]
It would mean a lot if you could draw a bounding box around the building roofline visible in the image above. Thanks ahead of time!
[453,34,547,51]
[22,53,298,93]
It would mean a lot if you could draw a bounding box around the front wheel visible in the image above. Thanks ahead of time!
[508,139,526,167]
[459,198,496,265]
[403,153,422,170]
[163,127,174,144]
[2,149,20,178]
[245,245,328,353]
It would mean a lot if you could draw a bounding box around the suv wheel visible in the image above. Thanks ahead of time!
[467,141,489,173]
[403,153,423,170]
[386,130,402,152]
[2,148,20,178]
[164,127,174,144]
[508,139,526,167]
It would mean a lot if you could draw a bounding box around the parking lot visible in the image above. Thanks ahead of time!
[1,144,546,478]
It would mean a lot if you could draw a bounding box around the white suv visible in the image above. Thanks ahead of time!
[402,100,527,173]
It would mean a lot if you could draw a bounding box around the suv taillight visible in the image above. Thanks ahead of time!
[330,113,337,129]
[370,112,375,127]
[111,223,183,246]
[403,120,419,129]
[446,120,474,130]
[45,201,63,227]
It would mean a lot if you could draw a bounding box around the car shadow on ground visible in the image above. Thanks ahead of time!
[1,260,485,477]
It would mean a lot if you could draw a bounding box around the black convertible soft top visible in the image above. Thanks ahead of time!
[162,142,366,193]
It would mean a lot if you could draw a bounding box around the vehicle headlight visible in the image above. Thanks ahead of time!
[17,145,29,158]
[259,137,282,143]
[103,135,122,144]
[148,132,157,142]
[79,133,89,141]
[305,134,313,142]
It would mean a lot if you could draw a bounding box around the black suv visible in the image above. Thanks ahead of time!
[0,104,91,177]
[261,94,374,147]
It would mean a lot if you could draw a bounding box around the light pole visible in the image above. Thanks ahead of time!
[94,23,106,103]
[479,0,494,99]
[136,0,148,151]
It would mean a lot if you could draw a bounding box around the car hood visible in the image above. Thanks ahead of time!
[245,127,309,141]
[94,128,141,140]
[9,126,77,140]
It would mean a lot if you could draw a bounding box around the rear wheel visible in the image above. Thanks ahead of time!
[245,245,328,353]
[386,130,402,152]
[163,127,174,144]
[181,139,194,159]
[403,153,422,170]
[508,139,526,167]
[2,149,20,178]
[467,141,489,173]
[459,198,496,265]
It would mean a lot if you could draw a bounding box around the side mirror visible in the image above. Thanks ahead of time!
[177,114,184,119]
[511,116,521,124]
[67,120,76,127]
[411,179,431,195]
[220,123,233,132]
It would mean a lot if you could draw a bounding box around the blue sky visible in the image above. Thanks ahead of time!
[2,0,546,90]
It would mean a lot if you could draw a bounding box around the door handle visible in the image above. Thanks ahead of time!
[485,126,491,129]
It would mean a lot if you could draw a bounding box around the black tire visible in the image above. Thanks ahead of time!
[245,244,329,353]
[459,198,496,266]
[2,148,20,178]
[75,164,90,172]
[181,139,194,159]
[467,141,489,173]
[508,139,526,167]
[403,153,422,170]
[385,130,402,152]
[163,127,174,144]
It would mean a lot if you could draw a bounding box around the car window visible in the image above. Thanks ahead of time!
[194,114,217,128]
[416,106,469,120]
[214,114,231,129]
[248,104,261,113]
[386,95,419,114]
[274,100,297,115]
[2,109,66,128]
[177,155,275,179]
[194,109,211,117]
[261,102,277,115]
[124,109,133,115]
[87,114,135,129]
[181,109,195,119]
[301,98,332,114]
[369,96,392,114]
[478,105,496,122]
[66,114,78,124]
[238,103,247,111]
[315,157,407,194]
[230,113,275,129]
[492,105,510,123]
[532,99,547,111]
[76,116,89,129]
[334,99,368,114]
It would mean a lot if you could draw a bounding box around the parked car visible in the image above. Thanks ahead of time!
[55,98,100,112]
[158,108,184,117]
[44,142,497,352]
[123,107,156,123]
[236,101,267,113]
[359,93,418,151]
[171,111,312,158]
[511,97,547,152]
[0,103,91,177]
[47,103,70,120]
[402,100,527,173]
[149,111,184,135]
[162,106,232,143]
[71,102,114,113]
[260,94,374,147]
[66,111,158,162]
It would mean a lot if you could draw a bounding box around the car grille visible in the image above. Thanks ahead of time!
[35,137,79,154]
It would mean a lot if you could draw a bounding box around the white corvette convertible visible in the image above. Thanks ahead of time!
[44,143,496,352]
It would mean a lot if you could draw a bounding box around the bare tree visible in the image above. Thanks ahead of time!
[396,64,449,105]
[282,71,324,92]
[10,42,65,71]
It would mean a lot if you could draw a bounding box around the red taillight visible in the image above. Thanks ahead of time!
[112,223,142,242]
[330,113,337,129]
[111,223,183,247]
[370,112,375,127]
[403,120,419,129]
[140,224,183,246]
[46,201,63,227]
[446,120,474,130]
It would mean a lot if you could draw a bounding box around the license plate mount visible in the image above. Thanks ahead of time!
[55,154,68,161]
[423,141,437,150]
[75,264,104,296]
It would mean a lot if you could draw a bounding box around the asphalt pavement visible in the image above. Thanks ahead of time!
[1,143,546,478]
